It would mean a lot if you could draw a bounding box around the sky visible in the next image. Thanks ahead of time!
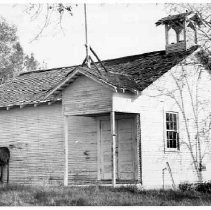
[0,3,167,69]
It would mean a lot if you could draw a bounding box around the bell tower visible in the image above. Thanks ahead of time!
[156,11,202,54]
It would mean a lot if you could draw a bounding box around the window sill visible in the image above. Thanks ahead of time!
[165,148,180,153]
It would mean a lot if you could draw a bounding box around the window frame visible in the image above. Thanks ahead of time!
[165,111,180,152]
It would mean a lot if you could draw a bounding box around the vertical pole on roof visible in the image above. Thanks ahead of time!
[84,3,91,68]
[111,111,116,187]
[64,115,69,186]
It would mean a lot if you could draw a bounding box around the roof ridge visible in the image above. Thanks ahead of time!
[18,50,166,77]
[101,50,166,64]
[19,65,79,76]
[17,46,198,78]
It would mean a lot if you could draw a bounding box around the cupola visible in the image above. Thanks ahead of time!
[156,11,202,54]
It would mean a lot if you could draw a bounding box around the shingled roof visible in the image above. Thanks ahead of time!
[155,12,202,26]
[0,45,199,108]
[100,45,199,90]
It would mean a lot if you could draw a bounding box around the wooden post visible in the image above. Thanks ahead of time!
[176,30,179,43]
[136,114,142,183]
[97,119,101,180]
[64,115,68,186]
[184,18,187,50]
[166,162,176,190]
[7,163,9,184]
[165,24,169,47]
[111,111,116,187]
[162,168,166,190]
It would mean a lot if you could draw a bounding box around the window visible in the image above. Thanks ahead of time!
[166,112,179,150]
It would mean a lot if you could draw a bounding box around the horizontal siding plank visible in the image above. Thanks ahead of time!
[62,76,113,115]
[67,116,98,182]
[0,104,64,185]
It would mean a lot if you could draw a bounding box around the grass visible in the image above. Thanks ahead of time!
[0,184,211,206]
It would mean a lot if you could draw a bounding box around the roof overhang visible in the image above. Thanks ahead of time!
[0,98,62,111]
[155,12,203,27]
[44,67,139,101]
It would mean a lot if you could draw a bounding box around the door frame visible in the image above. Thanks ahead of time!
[96,113,138,181]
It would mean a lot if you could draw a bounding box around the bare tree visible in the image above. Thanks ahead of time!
[23,4,75,41]
[165,4,211,51]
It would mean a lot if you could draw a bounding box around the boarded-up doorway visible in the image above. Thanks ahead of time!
[99,116,136,181]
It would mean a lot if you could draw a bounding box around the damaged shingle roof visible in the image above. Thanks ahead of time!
[155,12,193,26]
[100,45,199,90]
[0,66,75,107]
[0,45,198,108]
[155,12,202,26]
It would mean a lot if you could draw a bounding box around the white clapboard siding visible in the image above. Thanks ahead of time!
[0,103,64,185]
[137,59,211,189]
[62,75,113,115]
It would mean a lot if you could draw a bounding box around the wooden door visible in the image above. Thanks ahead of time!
[100,119,112,180]
[117,118,135,180]
[100,117,135,180]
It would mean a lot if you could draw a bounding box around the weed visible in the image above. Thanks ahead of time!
[0,184,210,206]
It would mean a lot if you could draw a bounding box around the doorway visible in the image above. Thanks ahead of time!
[99,116,136,181]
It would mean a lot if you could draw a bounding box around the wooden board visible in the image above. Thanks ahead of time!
[117,118,135,180]
[67,116,98,184]
[99,117,136,180]
[0,103,64,185]
[100,119,113,180]
[62,76,113,115]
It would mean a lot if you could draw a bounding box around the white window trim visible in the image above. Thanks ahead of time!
[165,111,180,152]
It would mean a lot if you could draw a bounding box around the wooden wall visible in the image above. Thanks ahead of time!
[0,103,64,185]
[166,42,186,54]
[62,75,114,184]
[113,52,211,189]
[62,75,113,115]
[66,114,139,185]
[137,58,211,189]
[67,116,98,184]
